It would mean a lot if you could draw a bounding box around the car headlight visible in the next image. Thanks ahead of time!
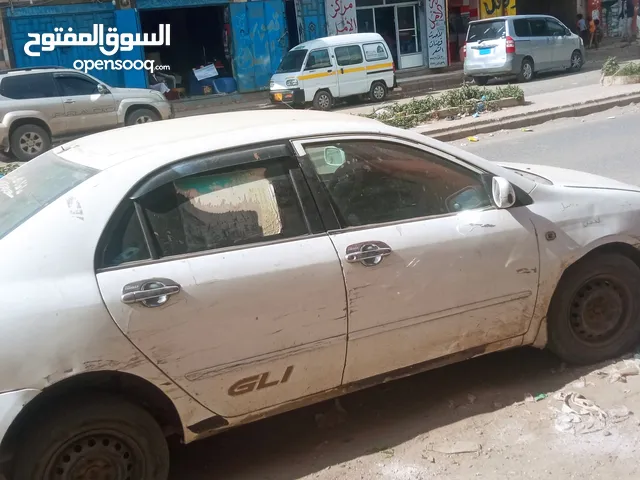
[270,80,275,88]
[580,37,584,46]
[286,78,299,87]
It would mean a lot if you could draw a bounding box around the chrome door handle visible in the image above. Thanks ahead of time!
[64,99,75,104]
[121,278,181,308]
[345,241,392,266]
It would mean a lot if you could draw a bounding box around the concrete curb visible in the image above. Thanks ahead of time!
[418,92,640,142]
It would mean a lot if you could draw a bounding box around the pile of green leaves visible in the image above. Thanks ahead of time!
[365,83,524,129]
[602,56,640,77]
[0,162,21,176]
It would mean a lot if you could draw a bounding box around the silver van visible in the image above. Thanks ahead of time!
[463,15,585,85]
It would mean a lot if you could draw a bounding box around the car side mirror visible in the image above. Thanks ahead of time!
[97,84,109,94]
[492,176,516,209]
[323,146,346,167]
[565,29,572,36]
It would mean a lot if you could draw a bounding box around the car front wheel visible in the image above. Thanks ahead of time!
[548,253,640,365]
[126,108,161,126]
[12,395,170,480]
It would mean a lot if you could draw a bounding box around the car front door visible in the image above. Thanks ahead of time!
[527,18,552,70]
[293,136,540,384]
[335,45,368,97]
[95,144,348,418]
[546,19,573,68]
[300,48,338,104]
[53,73,117,135]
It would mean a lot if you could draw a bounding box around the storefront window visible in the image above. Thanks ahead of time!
[357,9,376,32]
[397,5,420,54]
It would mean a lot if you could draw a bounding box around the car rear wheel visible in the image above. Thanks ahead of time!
[369,81,388,102]
[12,395,170,480]
[569,50,584,71]
[126,108,160,126]
[473,76,489,86]
[547,253,640,365]
[517,58,534,82]
[312,90,333,111]
[10,124,51,162]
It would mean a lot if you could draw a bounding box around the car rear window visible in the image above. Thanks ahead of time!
[467,20,507,42]
[0,73,57,100]
[0,151,97,240]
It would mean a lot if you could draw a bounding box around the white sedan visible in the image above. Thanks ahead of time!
[1,110,640,479]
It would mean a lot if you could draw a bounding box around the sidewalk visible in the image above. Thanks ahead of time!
[413,82,640,141]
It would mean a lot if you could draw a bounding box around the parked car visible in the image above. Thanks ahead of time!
[0,66,173,162]
[270,32,397,110]
[463,15,585,85]
[2,110,640,478]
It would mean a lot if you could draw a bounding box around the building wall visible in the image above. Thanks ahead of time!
[297,0,326,41]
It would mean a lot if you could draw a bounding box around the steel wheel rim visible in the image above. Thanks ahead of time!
[135,115,153,124]
[44,429,145,480]
[373,85,385,100]
[318,94,330,109]
[523,63,533,80]
[19,132,44,155]
[568,275,631,346]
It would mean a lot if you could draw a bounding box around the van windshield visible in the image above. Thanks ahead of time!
[467,20,506,42]
[276,49,308,74]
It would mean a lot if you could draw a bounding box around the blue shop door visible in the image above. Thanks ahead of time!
[230,0,288,93]
[10,12,124,87]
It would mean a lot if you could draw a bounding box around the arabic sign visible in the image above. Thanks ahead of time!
[326,0,357,36]
[426,0,448,68]
[24,24,170,57]
[480,0,516,19]
[193,64,219,81]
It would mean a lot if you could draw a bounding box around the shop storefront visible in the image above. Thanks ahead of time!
[356,0,423,69]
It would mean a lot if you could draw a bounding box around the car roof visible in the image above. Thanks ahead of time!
[293,33,385,51]
[55,110,395,171]
[469,14,555,23]
[0,67,76,77]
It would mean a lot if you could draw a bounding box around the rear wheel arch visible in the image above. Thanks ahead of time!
[0,371,184,460]
[8,117,52,141]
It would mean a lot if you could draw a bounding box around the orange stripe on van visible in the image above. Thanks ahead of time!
[366,62,394,72]
[298,71,337,80]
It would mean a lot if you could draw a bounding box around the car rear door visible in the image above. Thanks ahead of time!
[95,144,348,418]
[292,136,540,384]
[465,19,508,71]
[53,72,117,135]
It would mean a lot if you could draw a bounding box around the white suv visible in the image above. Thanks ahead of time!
[0,66,172,161]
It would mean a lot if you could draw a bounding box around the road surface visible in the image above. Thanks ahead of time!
[168,106,640,479]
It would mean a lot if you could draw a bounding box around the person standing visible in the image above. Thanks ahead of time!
[620,0,635,44]
[577,14,589,46]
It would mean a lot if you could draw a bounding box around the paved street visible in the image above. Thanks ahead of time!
[457,103,640,185]
[167,106,640,479]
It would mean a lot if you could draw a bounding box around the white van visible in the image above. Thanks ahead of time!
[270,33,396,111]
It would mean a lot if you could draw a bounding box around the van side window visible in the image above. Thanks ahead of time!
[528,19,548,37]
[513,19,531,37]
[546,20,566,36]
[305,49,332,70]
[335,45,364,66]
[363,42,389,61]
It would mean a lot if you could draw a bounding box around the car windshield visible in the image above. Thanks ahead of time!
[467,20,507,42]
[0,151,97,240]
[276,49,308,73]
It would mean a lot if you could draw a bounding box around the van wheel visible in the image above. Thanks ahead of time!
[473,76,489,86]
[10,124,51,162]
[517,58,534,82]
[126,108,160,126]
[12,395,170,480]
[547,253,640,365]
[569,50,584,71]
[370,81,388,102]
[313,90,333,111]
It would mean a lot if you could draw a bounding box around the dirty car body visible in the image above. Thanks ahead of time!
[1,110,640,479]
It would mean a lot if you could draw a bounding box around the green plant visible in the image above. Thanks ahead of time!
[363,83,524,129]
[0,162,20,175]
[602,56,620,76]
[616,61,640,76]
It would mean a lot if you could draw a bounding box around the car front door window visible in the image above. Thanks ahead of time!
[304,140,492,227]
[56,75,100,96]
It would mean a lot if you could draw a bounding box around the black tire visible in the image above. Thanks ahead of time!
[369,81,388,102]
[517,58,534,82]
[548,253,640,365]
[569,49,584,71]
[473,76,489,86]
[312,90,333,111]
[12,395,170,480]
[10,124,51,162]
[126,108,161,126]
